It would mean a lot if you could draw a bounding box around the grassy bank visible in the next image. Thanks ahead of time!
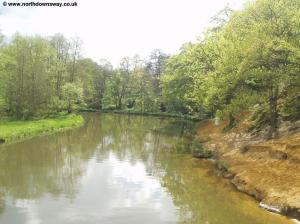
[0,114,84,144]
[80,108,204,121]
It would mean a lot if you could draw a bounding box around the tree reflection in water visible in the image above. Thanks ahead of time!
[0,114,292,224]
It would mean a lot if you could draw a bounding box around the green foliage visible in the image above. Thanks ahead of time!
[1,35,56,118]
[61,82,83,113]
[280,90,300,120]
[213,160,229,172]
[0,0,299,138]
[190,136,214,158]
[161,0,300,136]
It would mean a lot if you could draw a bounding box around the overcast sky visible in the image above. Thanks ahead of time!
[0,0,247,66]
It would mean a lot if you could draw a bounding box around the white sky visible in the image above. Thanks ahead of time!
[0,0,247,66]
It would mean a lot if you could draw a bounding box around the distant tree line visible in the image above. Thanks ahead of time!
[0,33,169,118]
[0,0,299,139]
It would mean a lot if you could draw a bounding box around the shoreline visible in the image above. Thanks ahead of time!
[0,114,84,145]
[195,119,300,222]
[1,111,299,222]
[85,111,300,222]
[80,108,205,121]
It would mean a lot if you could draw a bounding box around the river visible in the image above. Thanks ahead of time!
[0,114,293,223]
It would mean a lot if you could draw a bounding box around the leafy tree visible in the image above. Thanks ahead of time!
[0,30,6,115]
[62,82,83,113]
[68,37,82,83]
[91,60,112,110]
[50,33,70,96]
[0,0,299,141]
[228,0,300,138]
[2,35,55,118]
[146,49,168,97]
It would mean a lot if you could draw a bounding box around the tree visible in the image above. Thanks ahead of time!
[91,60,112,110]
[107,57,133,110]
[50,33,70,96]
[2,35,56,118]
[62,82,83,113]
[68,37,82,83]
[161,47,196,114]
[229,0,300,138]
[146,49,168,97]
[0,30,6,115]
[0,0,299,136]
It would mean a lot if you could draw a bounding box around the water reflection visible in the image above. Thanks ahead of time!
[0,114,293,223]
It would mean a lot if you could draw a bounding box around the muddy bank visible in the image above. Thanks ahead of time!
[197,119,300,221]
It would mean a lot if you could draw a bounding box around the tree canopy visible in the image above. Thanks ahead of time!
[0,0,299,138]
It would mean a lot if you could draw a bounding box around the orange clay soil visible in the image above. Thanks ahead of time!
[197,119,300,220]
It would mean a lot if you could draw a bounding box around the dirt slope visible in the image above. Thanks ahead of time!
[197,120,300,220]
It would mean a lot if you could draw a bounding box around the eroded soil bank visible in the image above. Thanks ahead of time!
[197,119,300,221]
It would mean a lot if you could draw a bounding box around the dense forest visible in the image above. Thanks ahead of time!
[0,0,299,139]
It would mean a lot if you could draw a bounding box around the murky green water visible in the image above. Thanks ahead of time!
[0,114,294,224]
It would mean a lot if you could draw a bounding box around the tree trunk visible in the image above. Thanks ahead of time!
[67,102,72,114]
[98,99,102,110]
[223,113,235,131]
[228,113,235,129]
[117,97,122,110]
[268,85,279,139]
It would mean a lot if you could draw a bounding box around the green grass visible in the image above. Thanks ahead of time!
[0,114,84,144]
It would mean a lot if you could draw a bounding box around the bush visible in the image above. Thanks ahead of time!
[191,136,213,158]
[213,160,229,172]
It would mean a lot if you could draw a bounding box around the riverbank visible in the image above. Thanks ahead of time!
[0,114,84,144]
[80,108,204,121]
[196,119,300,221]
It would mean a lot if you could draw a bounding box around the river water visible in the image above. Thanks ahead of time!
[0,114,293,223]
